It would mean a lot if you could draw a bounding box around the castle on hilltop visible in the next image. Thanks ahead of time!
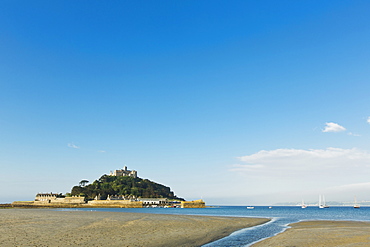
[109,166,137,178]
[11,164,207,208]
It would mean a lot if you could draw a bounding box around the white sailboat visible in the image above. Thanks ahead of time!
[354,196,360,209]
[319,195,324,208]
[319,195,329,208]
[301,199,307,208]
[323,195,329,208]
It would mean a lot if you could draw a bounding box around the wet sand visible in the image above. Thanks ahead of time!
[253,220,370,247]
[0,209,269,247]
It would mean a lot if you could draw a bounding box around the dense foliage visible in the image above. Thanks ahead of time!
[70,175,184,201]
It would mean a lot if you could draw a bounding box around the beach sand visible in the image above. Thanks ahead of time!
[253,220,370,247]
[0,209,268,247]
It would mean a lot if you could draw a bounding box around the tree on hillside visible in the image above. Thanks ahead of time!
[79,180,89,187]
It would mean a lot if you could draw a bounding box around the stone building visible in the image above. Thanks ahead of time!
[138,198,168,207]
[109,166,137,178]
[35,193,64,202]
[34,193,85,204]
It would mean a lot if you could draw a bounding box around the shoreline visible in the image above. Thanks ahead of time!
[0,208,269,246]
[252,220,370,246]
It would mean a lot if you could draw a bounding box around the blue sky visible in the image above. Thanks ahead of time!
[1,0,370,205]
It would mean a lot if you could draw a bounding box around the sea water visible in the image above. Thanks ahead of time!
[66,206,370,246]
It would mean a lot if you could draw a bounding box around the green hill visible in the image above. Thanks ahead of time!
[70,175,184,201]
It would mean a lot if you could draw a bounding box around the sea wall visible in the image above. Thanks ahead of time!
[181,199,206,208]
[11,197,143,208]
[33,196,85,205]
[13,197,204,208]
[11,201,84,208]
[12,201,35,206]
[87,200,143,208]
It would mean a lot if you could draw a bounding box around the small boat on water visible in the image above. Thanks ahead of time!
[354,196,360,208]
[301,199,307,208]
[319,195,329,208]
[246,206,254,209]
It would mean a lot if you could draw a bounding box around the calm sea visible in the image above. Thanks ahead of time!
[63,206,370,246]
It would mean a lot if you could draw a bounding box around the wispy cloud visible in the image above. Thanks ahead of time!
[67,143,80,149]
[367,117,370,124]
[232,148,370,194]
[98,150,106,153]
[322,122,346,132]
[326,182,370,192]
[348,132,361,137]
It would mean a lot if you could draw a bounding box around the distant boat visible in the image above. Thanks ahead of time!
[323,195,329,208]
[319,195,324,208]
[246,206,254,209]
[319,195,329,208]
[268,206,272,209]
[354,196,360,209]
[301,199,307,208]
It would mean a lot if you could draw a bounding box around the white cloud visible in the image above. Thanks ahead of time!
[367,117,370,124]
[67,143,80,149]
[322,122,346,132]
[323,182,370,203]
[98,150,106,153]
[348,132,361,137]
[237,147,369,165]
[326,182,370,192]
[231,148,370,200]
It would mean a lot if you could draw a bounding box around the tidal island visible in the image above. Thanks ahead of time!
[4,166,271,246]
[12,166,206,208]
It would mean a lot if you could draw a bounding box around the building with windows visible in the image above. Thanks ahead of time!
[109,166,137,178]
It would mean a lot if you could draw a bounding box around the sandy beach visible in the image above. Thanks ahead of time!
[0,209,268,247]
[253,220,370,247]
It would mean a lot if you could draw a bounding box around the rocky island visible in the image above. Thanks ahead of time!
[12,166,205,208]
